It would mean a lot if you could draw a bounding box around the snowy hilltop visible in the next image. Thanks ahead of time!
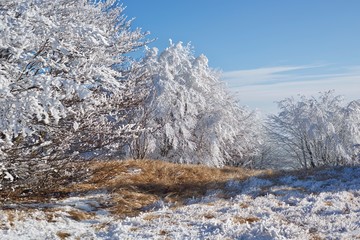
[0,160,359,239]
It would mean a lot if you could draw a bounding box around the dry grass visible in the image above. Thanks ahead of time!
[233,216,260,224]
[142,214,161,221]
[6,211,15,227]
[159,230,168,235]
[0,159,270,218]
[324,201,333,207]
[203,213,215,219]
[67,159,269,217]
[56,231,71,240]
[66,210,95,221]
[239,202,250,209]
[45,212,58,223]
[310,234,324,240]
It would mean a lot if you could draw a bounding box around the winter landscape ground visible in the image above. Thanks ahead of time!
[0,160,359,240]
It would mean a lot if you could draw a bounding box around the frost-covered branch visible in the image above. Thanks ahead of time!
[0,0,151,184]
[129,42,263,167]
[267,91,360,168]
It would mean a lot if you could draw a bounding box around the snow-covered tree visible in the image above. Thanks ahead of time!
[0,0,150,181]
[267,91,360,168]
[130,42,262,167]
[342,100,360,163]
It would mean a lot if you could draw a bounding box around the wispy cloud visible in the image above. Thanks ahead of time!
[222,65,360,114]
[222,65,316,87]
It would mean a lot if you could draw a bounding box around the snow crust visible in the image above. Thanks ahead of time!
[0,167,359,239]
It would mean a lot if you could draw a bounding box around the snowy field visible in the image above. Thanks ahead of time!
[0,166,359,240]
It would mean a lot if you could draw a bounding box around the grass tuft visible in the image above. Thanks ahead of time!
[66,210,94,221]
[233,216,260,224]
[56,231,71,240]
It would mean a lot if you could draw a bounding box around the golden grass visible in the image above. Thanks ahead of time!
[56,231,71,240]
[67,159,269,217]
[0,159,271,218]
[324,201,333,207]
[66,210,95,221]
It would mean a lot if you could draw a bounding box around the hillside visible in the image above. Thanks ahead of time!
[0,160,359,239]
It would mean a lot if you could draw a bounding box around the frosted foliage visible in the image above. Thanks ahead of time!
[343,100,360,162]
[0,0,149,169]
[267,91,360,168]
[131,42,262,167]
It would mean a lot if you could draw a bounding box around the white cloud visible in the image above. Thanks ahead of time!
[222,65,360,114]
[222,65,322,87]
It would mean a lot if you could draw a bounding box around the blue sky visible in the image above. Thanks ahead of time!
[122,0,360,113]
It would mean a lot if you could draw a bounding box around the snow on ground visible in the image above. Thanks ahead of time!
[0,167,359,239]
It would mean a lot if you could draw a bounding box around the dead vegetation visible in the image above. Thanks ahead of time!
[0,159,271,218]
[66,210,95,222]
[73,159,270,217]
[233,216,260,224]
[56,231,71,240]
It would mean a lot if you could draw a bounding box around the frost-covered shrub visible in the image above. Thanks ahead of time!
[267,91,360,168]
[129,42,263,167]
[0,0,150,180]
